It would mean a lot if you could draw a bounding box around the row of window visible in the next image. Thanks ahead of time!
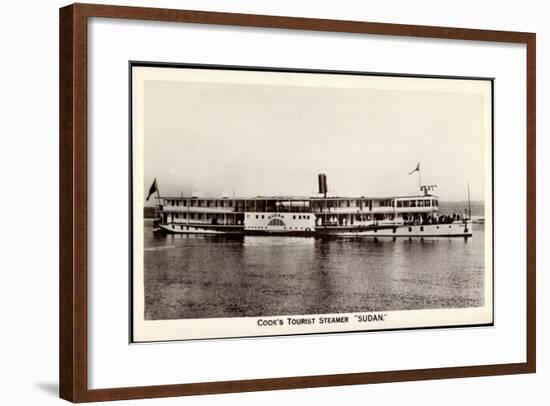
[406,225,452,232]
[396,199,437,208]
[245,214,312,220]
[165,199,366,208]
[165,199,223,207]
[369,224,454,233]
[164,199,438,209]
[170,213,218,219]
[165,199,311,209]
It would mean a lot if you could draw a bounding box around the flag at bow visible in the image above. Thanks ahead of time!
[408,162,420,175]
[146,178,158,201]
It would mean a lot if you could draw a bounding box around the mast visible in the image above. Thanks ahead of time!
[467,182,471,220]
[408,162,421,193]
[153,178,161,222]
[156,179,161,203]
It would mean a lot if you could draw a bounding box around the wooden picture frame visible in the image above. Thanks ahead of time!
[59,3,536,402]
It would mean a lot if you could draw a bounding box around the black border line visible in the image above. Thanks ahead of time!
[128,60,495,344]
[128,62,135,344]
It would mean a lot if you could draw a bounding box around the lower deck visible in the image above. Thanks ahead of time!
[155,207,471,237]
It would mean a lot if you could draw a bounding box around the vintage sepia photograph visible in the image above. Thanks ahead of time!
[131,63,493,342]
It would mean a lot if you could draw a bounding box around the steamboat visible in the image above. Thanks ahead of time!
[149,174,472,238]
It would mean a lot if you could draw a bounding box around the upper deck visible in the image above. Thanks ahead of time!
[155,195,439,215]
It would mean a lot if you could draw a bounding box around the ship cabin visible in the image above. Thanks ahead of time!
[154,194,439,230]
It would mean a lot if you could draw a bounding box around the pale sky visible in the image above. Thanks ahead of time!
[140,68,490,202]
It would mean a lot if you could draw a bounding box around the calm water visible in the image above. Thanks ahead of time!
[143,222,486,320]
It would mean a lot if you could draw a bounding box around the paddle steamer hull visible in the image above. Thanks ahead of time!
[154,219,472,238]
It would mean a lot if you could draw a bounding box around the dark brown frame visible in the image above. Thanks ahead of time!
[60,3,536,402]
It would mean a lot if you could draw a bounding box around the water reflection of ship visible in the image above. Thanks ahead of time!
[148,173,473,238]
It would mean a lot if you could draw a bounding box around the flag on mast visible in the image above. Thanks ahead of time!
[146,178,158,201]
[408,162,420,175]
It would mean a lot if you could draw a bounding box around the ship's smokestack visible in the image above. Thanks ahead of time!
[318,173,328,197]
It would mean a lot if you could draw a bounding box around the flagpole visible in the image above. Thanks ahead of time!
[467,182,471,220]
[155,179,161,205]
